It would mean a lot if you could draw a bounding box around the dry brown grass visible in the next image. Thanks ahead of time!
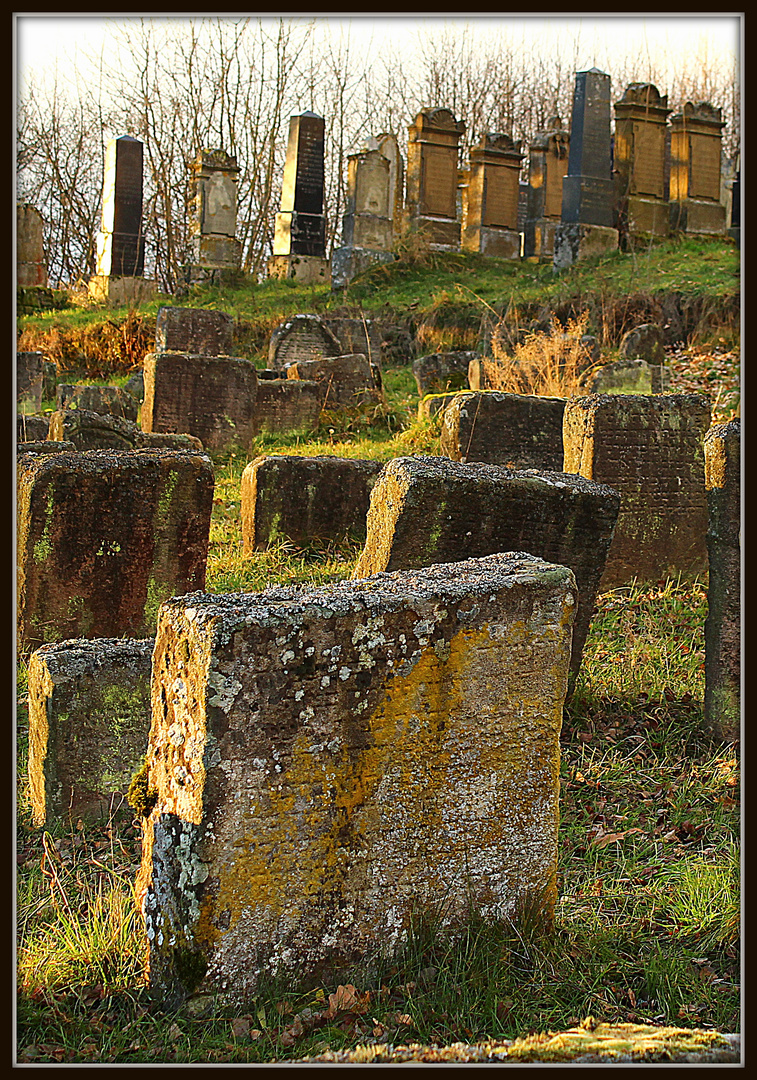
[490,311,598,397]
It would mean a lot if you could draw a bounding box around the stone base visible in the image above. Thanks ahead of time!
[670,199,727,236]
[17,263,47,287]
[87,276,158,306]
[190,234,242,268]
[409,215,461,250]
[553,223,619,270]
[331,246,395,289]
[523,219,559,260]
[624,197,670,240]
[267,254,331,285]
[463,226,521,259]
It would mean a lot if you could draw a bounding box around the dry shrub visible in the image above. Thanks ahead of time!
[17,311,156,379]
[490,311,597,397]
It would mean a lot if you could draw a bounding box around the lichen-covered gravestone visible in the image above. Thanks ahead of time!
[141,353,259,454]
[17,352,44,413]
[136,552,577,1008]
[28,637,154,826]
[55,384,139,422]
[17,449,215,651]
[155,306,235,357]
[48,408,203,453]
[563,393,711,589]
[441,392,567,471]
[353,455,619,687]
[250,379,323,437]
[412,351,481,397]
[703,420,740,743]
[285,353,381,408]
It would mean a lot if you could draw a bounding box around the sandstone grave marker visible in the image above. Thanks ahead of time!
[462,133,524,259]
[524,117,570,260]
[441,391,566,471]
[406,108,466,249]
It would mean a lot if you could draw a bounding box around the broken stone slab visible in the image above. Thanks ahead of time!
[704,419,740,743]
[27,637,154,826]
[241,454,385,551]
[17,441,76,458]
[17,351,44,413]
[412,351,481,397]
[618,323,665,365]
[441,391,566,471]
[141,353,259,455]
[55,383,140,422]
[285,353,382,407]
[48,408,204,453]
[251,379,323,437]
[17,448,215,652]
[17,414,50,442]
[563,393,711,589]
[353,454,619,688]
[155,306,235,357]
[579,358,654,395]
[137,551,576,1007]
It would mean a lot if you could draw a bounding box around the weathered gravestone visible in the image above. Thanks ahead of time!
[28,637,154,826]
[332,147,395,288]
[141,353,259,454]
[17,413,49,443]
[703,420,740,743]
[89,135,156,305]
[286,353,381,408]
[417,392,466,422]
[579,359,654,396]
[618,323,668,392]
[405,108,466,249]
[554,70,619,269]
[462,134,524,259]
[136,552,576,1007]
[524,117,570,260]
[268,314,343,371]
[269,112,330,283]
[241,454,385,551]
[48,408,203,453]
[17,352,44,413]
[17,449,214,651]
[250,379,323,437]
[155,306,235,357]
[413,351,481,397]
[613,83,671,242]
[562,393,711,589]
[441,391,566,471]
[17,441,76,458]
[17,203,47,287]
[321,317,385,368]
[669,102,727,235]
[55,384,139,422]
[353,455,620,687]
[186,150,242,278]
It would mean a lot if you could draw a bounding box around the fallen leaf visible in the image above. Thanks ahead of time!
[231,1017,250,1038]
[592,828,644,849]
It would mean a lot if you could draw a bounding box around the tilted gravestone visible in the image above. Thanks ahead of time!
[268,314,343,371]
[353,454,620,688]
[136,552,576,1007]
[141,353,259,454]
[285,353,381,408]
[554,69,619,268]
[441,391,566,471]
[17,449,214,651]
[269,112,330,283]
[17,441,76,459]
[27,637,154,826]
[48,408,203,453]
[524,117,570,260]
[405,108,466,249]
[241,454,385,551]
[703,420,740,743]
[562,393,711,589]
[462,133,524,259]
[412,351,481,397]
[613,83,671,242]
[55,384,139,423]
[155,306,235,356]
[669,102,727,236]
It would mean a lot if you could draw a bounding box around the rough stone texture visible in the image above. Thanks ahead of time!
[187,150,242,270]
[48,409,203,453]
[17,203,47,287]
[412,352,481,397]
[124,371,145,403]
[155,307,234,357]
[320,317,385,368]
[417,392,466,422]
[268,314,342,370]
[241,454,385,551]
[553,222,619,270]
[618,323,666,365]
[141,353,258,454]
[137,552,576,1007]
[580,359,654,395]
[441,392,566,471]
[704,420,740,743]
[42,359,57,403]
[563,393,711,589]
[17,441,76,458]
[250,379,323,437]
[17,414,50,442]
[17,352,44,413]
[405,108,466,250]
[17,449,214,652]
[55,383,139,422]
[353,455,619,687]
[28,637,154,826]
[286,354,381,408]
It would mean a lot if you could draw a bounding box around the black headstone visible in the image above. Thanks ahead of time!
[109,136,145,276]
[561,69,615,228]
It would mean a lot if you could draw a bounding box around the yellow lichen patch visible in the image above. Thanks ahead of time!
[27,655,53,828]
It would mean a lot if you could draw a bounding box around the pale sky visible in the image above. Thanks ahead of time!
[15,14,741,96]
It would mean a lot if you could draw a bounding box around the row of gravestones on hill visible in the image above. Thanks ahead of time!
[17,70,739,308]
[19,348,740,1009]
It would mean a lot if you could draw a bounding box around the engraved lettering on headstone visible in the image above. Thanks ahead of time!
[690,137,721,201]
[421,147,457,217]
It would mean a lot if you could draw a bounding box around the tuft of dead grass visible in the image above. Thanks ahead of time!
[490,311,598,397]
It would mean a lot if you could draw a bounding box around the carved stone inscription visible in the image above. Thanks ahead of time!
[690,136,721,201]
[483,167,518,228]
[421,146,457,218]
[632,123,665,197]
[294,116,325,215]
